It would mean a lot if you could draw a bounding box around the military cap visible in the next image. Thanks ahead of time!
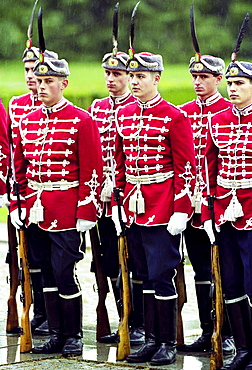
[34,57,70,77]
[127,52,164,72]
[225,61,252,79]
[102,52,129,71]
[189,55,225,75]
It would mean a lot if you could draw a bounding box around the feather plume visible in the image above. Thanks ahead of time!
[38,7,45,54]
[129,1,140,52]
[190,1,200,56]
[27,0,39,40]
[232,12,250,61]
[112,2,119,56]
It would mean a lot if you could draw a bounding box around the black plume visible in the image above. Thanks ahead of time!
[129,2,140,50]
[27,0,39,40]
[112,2,119,50]
[190,1,200,54]
[38,7,45,53]
[232,12,250,61]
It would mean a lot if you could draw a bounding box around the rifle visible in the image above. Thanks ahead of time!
[5,168,21,334]
[205,157,223,370]
[13,175,32,352]
[114,188,131,361]
[6,215,21,334]
[175,247,187,347]
[89,225,111,340]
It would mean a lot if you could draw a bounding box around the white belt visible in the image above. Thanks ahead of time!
[28,179,79,191]
[217,175,252,190]
[126,171,174,185]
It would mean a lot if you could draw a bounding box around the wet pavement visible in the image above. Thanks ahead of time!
[0,221,234,369]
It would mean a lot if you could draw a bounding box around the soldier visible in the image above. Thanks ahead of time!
[10,15,103,356]
[112,50,196,366]
[89,4,144,346]
[203,21,252,370]
[0,100,9,210]
[179,54,235,355]
[8,4,58,335]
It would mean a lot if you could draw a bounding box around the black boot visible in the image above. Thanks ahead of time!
[34,320,49,336]
[30,271,47,333]
[180,283,213,352]
[129,280,145,346]
[61,295,83,356]
[127,293,158,363]
[220,297,252,370]
[221,305,235,356]
[32,290,65,354]
[98,279,120,343]
[150,298,177,366]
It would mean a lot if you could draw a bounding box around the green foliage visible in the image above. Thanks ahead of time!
[0,0,252,63]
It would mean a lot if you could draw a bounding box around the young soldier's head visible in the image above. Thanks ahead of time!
[33,56,70,107]
[102,52,130,97]
[127,52,164,102]
[189,55,225,100]
[226,61,252,109]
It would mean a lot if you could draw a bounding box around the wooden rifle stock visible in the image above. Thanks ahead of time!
[114,187,131,361]
[116,234,131,360]
[89,225,111,340]
[6,214,21,334]
[210,241,223,370]
[175,257,187,346]
[18,228,33,353]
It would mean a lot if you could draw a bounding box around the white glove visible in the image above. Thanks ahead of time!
[2,193,10,208]
[204,219,220,243]
[10,208,26,229]
[167,212,188,236]
[0,195,3,208]
[76,219,96,232]
[112,205,127,236]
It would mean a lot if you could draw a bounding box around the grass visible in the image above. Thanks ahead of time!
[0,60,229,110]
[0,207,8,223]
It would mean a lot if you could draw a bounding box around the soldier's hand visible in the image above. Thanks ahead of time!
[76,219,96,232]
[111,205,127,236]
[10,208,26,229]
[167,212,188,235]
[203,219,220,243]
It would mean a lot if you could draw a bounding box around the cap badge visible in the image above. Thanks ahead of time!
[129,60,138,69]
[26,51,34,60]
[108,58,119,67]
[38,64,48,74]
[194,62,204,71]
[230,67,239,76]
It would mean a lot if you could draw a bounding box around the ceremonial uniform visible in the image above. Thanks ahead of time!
[202,53,252,369]
[113,51,196,366]
[90,47,144,345]
[10,33,102,356]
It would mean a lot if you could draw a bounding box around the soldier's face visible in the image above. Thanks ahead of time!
[104,69,129,96]
[129,71,160,102]
[36,76,68,107]
[227,77,252,109]
[24,61,37,94]
[192,73,222,100]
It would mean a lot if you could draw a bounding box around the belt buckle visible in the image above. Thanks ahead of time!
[60,181,68,191]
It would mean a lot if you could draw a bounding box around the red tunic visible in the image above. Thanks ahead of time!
[10,98,103,231]
[114,94,196,227]
[202,103,252,230]
[8,92,42,148]
[89,91,135,216]
[0,99,9,195]
[181,91,232,227]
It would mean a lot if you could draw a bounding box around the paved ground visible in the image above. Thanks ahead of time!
[0,221,234,369]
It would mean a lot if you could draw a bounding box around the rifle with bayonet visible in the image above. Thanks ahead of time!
[205,157,223,370]
[5,169,21,334]
[90,225,111,340]
[114,187,131,361]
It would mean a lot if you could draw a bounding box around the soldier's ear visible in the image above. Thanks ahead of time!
[154,73,161,85]
[61,78,68,90]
